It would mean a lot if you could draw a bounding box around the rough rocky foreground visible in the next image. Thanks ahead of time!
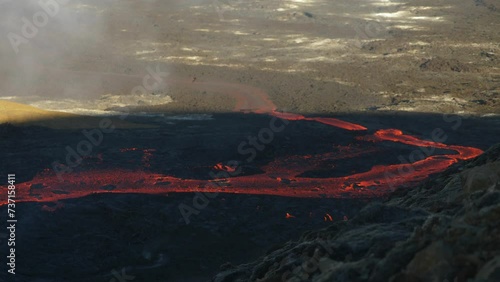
[213,143,500,282]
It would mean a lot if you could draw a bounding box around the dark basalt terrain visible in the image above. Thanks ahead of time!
[0,113,499,281]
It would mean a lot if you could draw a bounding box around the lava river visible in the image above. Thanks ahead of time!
[0,72,484,205]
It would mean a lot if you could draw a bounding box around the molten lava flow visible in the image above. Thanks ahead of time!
[324,213,333,222]
[0,70,484,206]
[270,111,367,131]
[214,163,237,173]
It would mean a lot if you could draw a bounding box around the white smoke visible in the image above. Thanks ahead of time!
[0,0,173,109]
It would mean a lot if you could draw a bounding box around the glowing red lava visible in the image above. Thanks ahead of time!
[0,73,483,206]
[324,213,333,222]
